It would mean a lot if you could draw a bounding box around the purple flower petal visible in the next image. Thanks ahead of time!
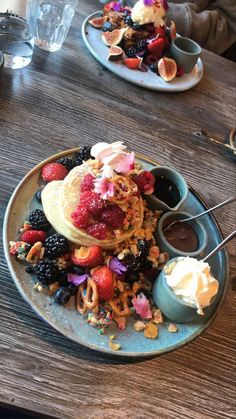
[144,0,154,6]
[109,258,127,275]
[67,273,89,286]
[113,2,121,12]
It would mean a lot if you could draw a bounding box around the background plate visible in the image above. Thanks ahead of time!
[82,12,204,92]
[3,149,229,357]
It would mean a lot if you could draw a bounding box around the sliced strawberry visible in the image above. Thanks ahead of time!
[20,230,46,245]
[124,57,142,70]
[155,25,166,37]
[92,266,114,301]
[71,245,103,267]
[42,163,68,182]
[147,38,165,59]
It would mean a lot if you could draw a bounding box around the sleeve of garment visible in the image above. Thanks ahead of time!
[167,1,236,55]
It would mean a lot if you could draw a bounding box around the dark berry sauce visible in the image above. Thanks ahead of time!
[154,176,181,208]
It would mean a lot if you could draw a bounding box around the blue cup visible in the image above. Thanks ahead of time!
[155,211,208,259]
[170,36,201,73]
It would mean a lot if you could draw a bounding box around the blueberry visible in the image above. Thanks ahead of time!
[132,23,142,30]
[70,265,85,275]
[102,22,113,32]
[150,63,158,73]
[54,287,71,305]
[67,283,77,296]
[35,189,43,203]
[26,266,34,274]
[125,16,133,26]
[58,269,69,286]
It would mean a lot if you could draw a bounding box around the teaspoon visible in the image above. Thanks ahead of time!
[202,230,236,262]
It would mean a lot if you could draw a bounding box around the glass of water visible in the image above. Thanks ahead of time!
[0,0,37,69]
[35,0,78,52]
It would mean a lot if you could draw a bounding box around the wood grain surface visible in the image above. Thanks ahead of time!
[0,1,236,418]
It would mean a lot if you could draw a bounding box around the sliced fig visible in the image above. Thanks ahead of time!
[158,57,177,82]
[101,28,127,47]
[108,46,124,61]
[89,16,107,29]
[170,21,177,39]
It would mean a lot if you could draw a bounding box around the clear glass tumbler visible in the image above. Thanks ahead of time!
[0,0,37,69]
[35,0,78,52]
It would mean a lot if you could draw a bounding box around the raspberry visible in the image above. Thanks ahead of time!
[71,205,90,229]
[80,173,96,192]
[132,171,155,194]
[87,223,107,240]
[20,230,46,245]
[101,205,125,229]
[42,163,68,182]
[79,191,106,215]
[92,266,114,301]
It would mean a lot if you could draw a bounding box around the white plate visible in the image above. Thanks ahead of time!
[82,11,204,92]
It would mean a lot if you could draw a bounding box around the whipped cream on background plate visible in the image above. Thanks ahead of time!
[165,257,219,315]
[131,0,166,27]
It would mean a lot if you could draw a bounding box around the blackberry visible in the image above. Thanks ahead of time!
[122,10,130,18]
[54,287,71,305]
[28,209,51,232]
[44,234,70,258]
[132,23,142,30]
[75,146,93,166]
[125,16,133,26]
[138,239,150,258]
[58,269,69,286]
[70,265,85,275]
[35,189,43,204]
[126,46,138,58]
[102,22,113,32]
[26,266,34,274]
[35,259,59,286]
[56,157,76,172]
[123,254,141,271]
[126,271,139,283]
[136,39,147,50]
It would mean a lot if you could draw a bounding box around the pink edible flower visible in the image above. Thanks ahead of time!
[114,151,135,174]
[93,177,115,200]
[132,293,152,319]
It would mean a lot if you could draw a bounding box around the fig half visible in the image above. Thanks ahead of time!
[108,46,124,61]
[89,16,107,29]
[158,57,177,81]
[102,28,127,47]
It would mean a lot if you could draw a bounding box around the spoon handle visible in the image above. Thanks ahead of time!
[202,230,236,262]
[184,196,236,222]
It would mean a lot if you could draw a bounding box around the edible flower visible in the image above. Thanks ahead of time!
[109,257,127,275]
[143,0,169,10]
[67,273,89,286]
[94,177,115,199]
[114,151,135,174]
[132,293,152,319]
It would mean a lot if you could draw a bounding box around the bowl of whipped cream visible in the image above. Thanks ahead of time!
[152,256,219,323]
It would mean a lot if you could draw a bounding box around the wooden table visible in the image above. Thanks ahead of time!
[0,2,235,418]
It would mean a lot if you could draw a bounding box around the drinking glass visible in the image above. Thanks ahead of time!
[0,0,37,69]
[35,0,78,52]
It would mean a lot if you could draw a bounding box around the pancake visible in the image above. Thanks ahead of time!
[42,162,144,249]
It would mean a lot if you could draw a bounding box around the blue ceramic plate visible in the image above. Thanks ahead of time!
[3,149,229,357]
[81,12,204,92]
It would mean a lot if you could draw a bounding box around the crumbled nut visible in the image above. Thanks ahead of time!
[144,322,158,339]
[117,280,124,293]
[168,323,178,333]
[159,252,169,265]
[26,242,44,265]
[130,244,138,255]
[133,321,146,332]
[33,282,44,292]
[49,282,60,293]
[109,335,121,351]
[152,308,163,324]
[132,281,141,294]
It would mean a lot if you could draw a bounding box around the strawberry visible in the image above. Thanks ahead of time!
[42,163,68,182]
[71,245,103,267]
[92,266,114,301]
[155,26,166,37]
[20,230,46,245]
[124,58,142,70]
[147,38,165,59]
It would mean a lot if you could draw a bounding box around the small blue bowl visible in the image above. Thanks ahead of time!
[152,257,201,323]
[146,166,188,212]
[155,211,208,259]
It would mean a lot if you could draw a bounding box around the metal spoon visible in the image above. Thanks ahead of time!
[202,230,236,262]
[164,196,236,232]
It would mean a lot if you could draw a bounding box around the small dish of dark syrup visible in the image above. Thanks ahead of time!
[146,166,188,211]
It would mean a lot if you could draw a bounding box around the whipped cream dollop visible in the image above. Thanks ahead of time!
[131,0,166,27]
[165,257,219,315]
[91,142,134,177]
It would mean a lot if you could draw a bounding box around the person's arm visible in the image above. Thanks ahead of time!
[167,1,236,54]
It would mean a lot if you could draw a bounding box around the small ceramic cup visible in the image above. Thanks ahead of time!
[152,257,200,323]
[146,166,188,211]
[155,211,208,259]
[170,36,201,73]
